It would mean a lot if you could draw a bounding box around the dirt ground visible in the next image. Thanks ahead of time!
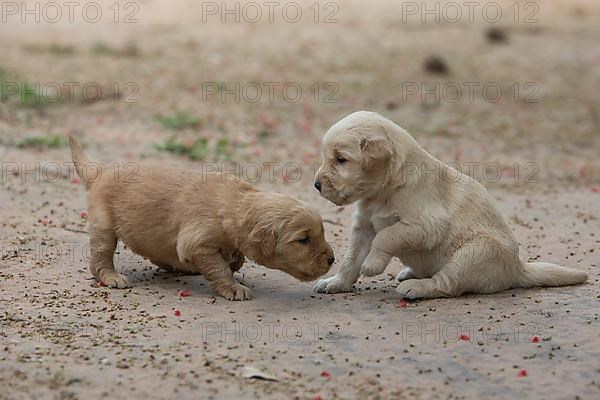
[1,0,599,399]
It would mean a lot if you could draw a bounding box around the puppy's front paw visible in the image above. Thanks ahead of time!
[360,250,391,277]
[313,275,353,294]
[218,282,253,301]
[101,272,130,289]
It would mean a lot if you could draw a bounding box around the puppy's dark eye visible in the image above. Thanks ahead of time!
[298,236,310,244]
[336,157,347,164]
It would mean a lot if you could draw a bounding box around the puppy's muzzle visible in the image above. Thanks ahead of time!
[327,255,335,266]
[314,181,322,192]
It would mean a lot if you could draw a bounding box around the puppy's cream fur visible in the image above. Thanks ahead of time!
[69,137,334,300]
[314,111,588,299]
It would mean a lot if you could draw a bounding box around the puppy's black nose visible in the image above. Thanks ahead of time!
[314,181,322,192]
[327,255,335,266]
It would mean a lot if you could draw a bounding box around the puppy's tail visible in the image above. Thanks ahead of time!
[515,262,588,288]
[69,135,96,189]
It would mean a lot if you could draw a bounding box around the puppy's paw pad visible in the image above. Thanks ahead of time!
[102,273,130,289]
[313,276,353,294]
[396,268,415,282]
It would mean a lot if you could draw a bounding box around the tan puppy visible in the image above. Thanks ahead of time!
[69,137,334,300]
[313,111,587,299]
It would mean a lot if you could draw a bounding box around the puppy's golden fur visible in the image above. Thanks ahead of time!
[69,136,334,300]
[313,111,587,299]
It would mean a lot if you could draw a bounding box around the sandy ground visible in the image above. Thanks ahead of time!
[1,0,599,399]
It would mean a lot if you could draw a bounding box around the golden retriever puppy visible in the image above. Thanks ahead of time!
[69,137,334,300]
[313,111,587,299]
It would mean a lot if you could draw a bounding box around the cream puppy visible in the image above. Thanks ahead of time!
[69,137,334,300]
[313,111,587,299]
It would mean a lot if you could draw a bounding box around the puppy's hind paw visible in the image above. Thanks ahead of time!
[396,279,423,299]
[313,275,353,294]
[218,283,253,301]
[396,279,449,300]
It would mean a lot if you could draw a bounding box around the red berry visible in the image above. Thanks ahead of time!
[320,371,331,378]
[518,368,528,377]
[398,299,409,308]
[174,309,181,317]
[459,334,470,341]
[179,289,192,297]
[531,336,540,343]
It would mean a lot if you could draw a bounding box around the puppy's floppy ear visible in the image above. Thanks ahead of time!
[360,136,390,169]
[244,221,278,263]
